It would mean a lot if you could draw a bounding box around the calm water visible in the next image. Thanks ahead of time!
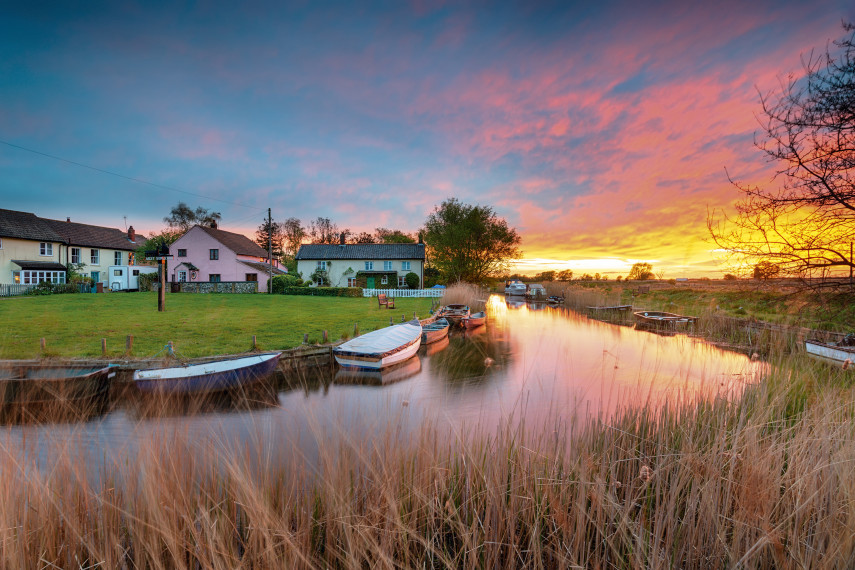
[0,295,764,474]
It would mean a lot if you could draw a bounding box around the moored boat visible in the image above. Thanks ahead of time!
[633,311,697,327]
[504,280,526,295]
[547,295,565,304]
[422,317,451,344]
[462,311,486,328]
[438,304,470,326]
[805,335,855,368]
[0,364,114,422]
[525,283,547,300]
[133,352,281,394]
[334,319,422,370]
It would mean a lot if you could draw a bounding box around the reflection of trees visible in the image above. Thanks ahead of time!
[429,332,512,384]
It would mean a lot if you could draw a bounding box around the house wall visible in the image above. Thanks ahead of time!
[66,246,135,286]
[296,258,424,288]
[0,237,64,283]
[166,227,272,292]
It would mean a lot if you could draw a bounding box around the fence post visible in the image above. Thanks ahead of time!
[252,335,257,350]
[101,338,107,356]
[40,338,46,353]
[126,335,133,354]
[322,330,328,343]
[354,323,359,337]
[303,333,309,345]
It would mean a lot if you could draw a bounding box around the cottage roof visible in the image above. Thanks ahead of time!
[0,209,65,242]
[195,225,269,258]
[296,243,426,261]
[238,260,286,275]
[43,218,146,251]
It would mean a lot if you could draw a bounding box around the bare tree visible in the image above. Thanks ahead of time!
[280,217,305,257]
[709,24,855,283]
[308,217,349,244]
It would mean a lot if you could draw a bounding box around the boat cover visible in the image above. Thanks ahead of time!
[335,320,422,357]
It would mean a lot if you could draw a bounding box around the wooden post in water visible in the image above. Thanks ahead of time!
[126,335,133,354]
[101,338,107,356]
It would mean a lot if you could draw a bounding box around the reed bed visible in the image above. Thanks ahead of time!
[1,351,854,568]
[441,283,488,312]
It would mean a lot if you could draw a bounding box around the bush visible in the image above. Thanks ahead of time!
[280,287,363,297]
[405,272,420,289]
[270,274,306,293]
[138,271,159,292]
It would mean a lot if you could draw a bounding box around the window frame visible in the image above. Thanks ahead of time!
[39,242,53,256]
[114,251,122,265]
[177,249,187,258]
[209,274,221,282]
[398,275,407,288]
[316,260,327,270]
[402,261,411,271]
[71,247,81,264]
[364,261,374,271]
[209,249,219,260]
[245,273,258,282]
[90,249,100,265]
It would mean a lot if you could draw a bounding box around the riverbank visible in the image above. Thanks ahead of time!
[0,293,435,359]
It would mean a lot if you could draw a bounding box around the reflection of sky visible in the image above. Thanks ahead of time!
[0,296,764,478]
[1,1,853,275]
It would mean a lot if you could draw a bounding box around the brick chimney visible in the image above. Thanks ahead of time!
[339,232,346,245]
[210,220,218,229]
[66,217,71,222]
[128,226,135,241]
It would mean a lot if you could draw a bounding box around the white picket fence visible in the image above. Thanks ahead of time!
[363,288,444,298]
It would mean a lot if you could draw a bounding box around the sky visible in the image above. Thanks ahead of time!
[2,0,853,277]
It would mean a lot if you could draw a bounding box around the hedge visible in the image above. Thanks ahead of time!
[279,287,364,297]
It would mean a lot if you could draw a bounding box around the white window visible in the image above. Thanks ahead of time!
[22,270,65,284]
[381,275,388,285]
[39,242,53,256]
[398,276,407,287]
[90,249,100,264]
[12,271,20,283]
[365,261,374,271]
[347,277,357,287]
[383,261,393,271]
[317,261,327,270]
[402,261,411,271]
[113,269,123,276]
[178,271,187,282]
[114,251,122,265]
[71,247,81,264]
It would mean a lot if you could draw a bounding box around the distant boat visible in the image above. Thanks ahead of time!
[526,284,547,300]
[462,311,486,329]
[422,317,451,344]
[438,304,470,326]
[133,353,281,394]
[547,295,565,304]
[805,335,855,368]
[334,320,422,370]
[504,280,527,296]
[634,311,697,327]
[0,364,114,422]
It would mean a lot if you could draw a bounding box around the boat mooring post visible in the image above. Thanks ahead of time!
[303,333,309,344]
[322,330,328,343]
[101,338,107,356]
[40,338,45,353]
[354,323,359,337]
[252,335,257,350]
[126,335,133,354]
[390,316,394,326]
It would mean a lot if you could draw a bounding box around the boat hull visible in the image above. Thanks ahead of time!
[438,305,470,325]
[422,318,450,344]
[462,312,486,328]
[0,365,114,423]
[634,311,697,327]
[805,340,855,367]
[334,320,422,370]
[133,353,281,394]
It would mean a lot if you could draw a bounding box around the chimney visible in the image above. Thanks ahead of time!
[128,226,135,242]
[418,232,424,244]
[66,217,71,223]
[339,232,346,245]
[210,220,218,229]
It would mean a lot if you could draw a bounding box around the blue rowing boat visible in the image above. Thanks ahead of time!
[133,353,281,394]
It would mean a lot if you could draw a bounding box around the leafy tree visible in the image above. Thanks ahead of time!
[556,269,574,281]
[627,262,654,280]
[580,273,593,281]
[309,217,349,244]
[163,202,221,232]
[136,230,180,263]
[405,272,420,289]
[281,217,306,257]
[352,231,376,244]
[423,266,441,288]
[536,270,556,281]
[723,273,739,280]
[709,24,855,281]
[375,227,416,243]
[422,198,522,284]
[753,260,781,280]
[255,218,284,259]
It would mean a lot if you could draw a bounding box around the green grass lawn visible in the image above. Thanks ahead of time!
[0,292,435,359]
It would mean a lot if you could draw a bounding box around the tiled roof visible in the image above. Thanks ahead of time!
[43,218,146,251]
[11,260,68,271]
[0,209,65,242]
[238,260,286,275]
[196,225,269,257]
[296,243,426,261]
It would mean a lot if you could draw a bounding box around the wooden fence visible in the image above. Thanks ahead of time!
[0,284,36,297]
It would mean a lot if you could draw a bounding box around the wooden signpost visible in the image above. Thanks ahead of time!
[145,245,173,312]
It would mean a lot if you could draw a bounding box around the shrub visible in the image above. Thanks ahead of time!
[280,287,363,297]
[138,272,159,292]
[271,274,306,293]
[405,272,420,289]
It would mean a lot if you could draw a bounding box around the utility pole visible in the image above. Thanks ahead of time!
[268,208,273,294]
[850,242,853,286]
[158,257,166,311]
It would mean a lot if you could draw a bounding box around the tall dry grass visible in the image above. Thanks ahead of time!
[441,282,488,311]
[1,351,854,568]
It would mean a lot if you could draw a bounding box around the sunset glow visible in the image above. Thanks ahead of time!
[1,1,852,276]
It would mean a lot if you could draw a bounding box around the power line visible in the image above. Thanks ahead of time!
[0,139,265,211]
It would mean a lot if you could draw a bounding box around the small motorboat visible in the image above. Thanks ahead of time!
[547,295,565,304]
[422,318,451,344]
[333,319,422,370]
[525,284,547,300]
[133,352,281,394]
[0,364,114,422]
[633,311,697,327]
[504,280,527,296]
[462,311,486,328]
[805,334,855,368]
[438,304,470,326]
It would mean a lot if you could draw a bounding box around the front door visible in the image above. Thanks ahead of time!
[367,276,375,289]
[91,271,100,284]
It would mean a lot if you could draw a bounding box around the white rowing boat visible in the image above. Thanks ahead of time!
[333,319,422,370]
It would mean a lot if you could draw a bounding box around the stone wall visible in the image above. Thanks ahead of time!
[178,281,258,294]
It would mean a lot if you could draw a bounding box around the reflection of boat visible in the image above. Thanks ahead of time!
[133,353,281,394]
[525,284,547,300]
[547,296,564,304]
[128,379,279,419]
[634,311,697,327]
[805,335,855,368]
[334,320,422,369]
[588,305,633,313]
[0,364,114,423]
[505,298,526,309]
[422,318,451,344]
[462,311,486,328]
[422,335,450,356]
[438,304,470,326]
[504,280,526,295]
[334,357,422,386]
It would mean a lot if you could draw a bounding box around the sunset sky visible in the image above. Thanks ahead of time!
[2,1,853,277]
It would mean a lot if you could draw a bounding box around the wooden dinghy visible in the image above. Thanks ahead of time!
[633,311,697,327]
[422,317,451,344]
[133,352,281,394]
[438,304,470,326]
[0,364,114,422]
[805,334,855,369]
[333,319,422,370]
[462,311,486,329]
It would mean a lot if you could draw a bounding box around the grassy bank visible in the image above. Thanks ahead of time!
[1,352,854,568]
[0,293,434,359]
